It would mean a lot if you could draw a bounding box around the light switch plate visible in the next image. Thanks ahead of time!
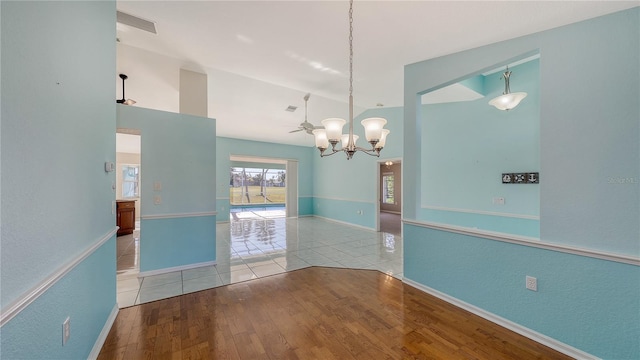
[62,317,70,345]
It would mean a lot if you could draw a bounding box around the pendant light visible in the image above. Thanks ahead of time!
[116,73,136,106]
[312,0,389,160]
[489,66,526,111]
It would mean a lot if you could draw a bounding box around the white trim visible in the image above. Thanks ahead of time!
[421,205,540,220]
[0,228,118,327]
[87,304,119,360]
[313,196,375,204]
[138,261,216,278]
[312,215,376,232]
[402,278,599,360]
[403,219,640,266]
[229,154,291,164]
[220,195,310,201]
[141,211,217,220]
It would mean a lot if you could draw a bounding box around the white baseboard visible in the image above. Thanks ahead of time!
[312,215,376,232]
[138,261,216,278]
[402,278,599,360]
[87,304,119,360]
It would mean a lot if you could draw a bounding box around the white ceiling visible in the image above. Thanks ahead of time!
[116,1,638,146]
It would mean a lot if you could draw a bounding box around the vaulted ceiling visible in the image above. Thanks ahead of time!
[116,1,637,146]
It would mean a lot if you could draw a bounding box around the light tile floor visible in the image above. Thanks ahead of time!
[116,216,402,308]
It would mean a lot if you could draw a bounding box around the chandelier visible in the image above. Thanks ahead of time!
[312,0,389,160]
[488,66,527,111]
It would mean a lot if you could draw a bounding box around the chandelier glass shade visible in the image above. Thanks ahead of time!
[489,66,526,111]
[312,0,389,160]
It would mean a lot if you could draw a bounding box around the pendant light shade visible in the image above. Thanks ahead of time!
[375,129,390,150]
[489,66,526,111]
[321,118,347,143]
[312,129,329,149]
[360,117,387,142]
[341,134,359,148]
[489,92,527,111]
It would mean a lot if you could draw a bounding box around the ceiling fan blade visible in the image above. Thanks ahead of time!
[289,129,304,133]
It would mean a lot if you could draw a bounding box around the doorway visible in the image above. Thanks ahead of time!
[229,156,297,221]
[378,159,402,236]
[115,129,142,308]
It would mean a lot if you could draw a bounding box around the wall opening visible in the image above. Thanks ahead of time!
[378,159,402,236]
[115,128,141,308]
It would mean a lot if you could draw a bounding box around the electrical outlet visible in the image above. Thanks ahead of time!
[492,197,505,205]
[154,195,162,205]
[62,317,70,345]
[526,276,537,291]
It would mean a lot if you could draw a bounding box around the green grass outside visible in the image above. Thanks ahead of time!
[230,185,286,205]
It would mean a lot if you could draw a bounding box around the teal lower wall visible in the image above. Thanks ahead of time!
[298,196,313,217]
[141,216,216,272]
[404,224,640,359]
[312,197,376,229]
[419,207,540,237]
[0,236,116,359]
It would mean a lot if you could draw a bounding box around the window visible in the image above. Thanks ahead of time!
[122,165,139,198]
[383,174,394,204]
[230,167,286,205]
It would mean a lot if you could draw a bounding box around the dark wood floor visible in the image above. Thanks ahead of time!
[99,267,572,360]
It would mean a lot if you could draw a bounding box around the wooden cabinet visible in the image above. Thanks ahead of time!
[116,200,136,236]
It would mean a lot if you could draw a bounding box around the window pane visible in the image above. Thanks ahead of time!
[122,165,139,198]
[383,175,394,204]
[230,167,286,205]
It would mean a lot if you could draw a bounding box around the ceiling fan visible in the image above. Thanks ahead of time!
[289,93,323,135]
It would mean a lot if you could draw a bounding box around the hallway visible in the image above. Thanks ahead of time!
[379,211,401,236]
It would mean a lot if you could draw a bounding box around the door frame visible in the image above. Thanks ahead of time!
[228,155,296,217]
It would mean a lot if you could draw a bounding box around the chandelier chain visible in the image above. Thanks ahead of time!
[312,0,388,160]
[349,0,353,98]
